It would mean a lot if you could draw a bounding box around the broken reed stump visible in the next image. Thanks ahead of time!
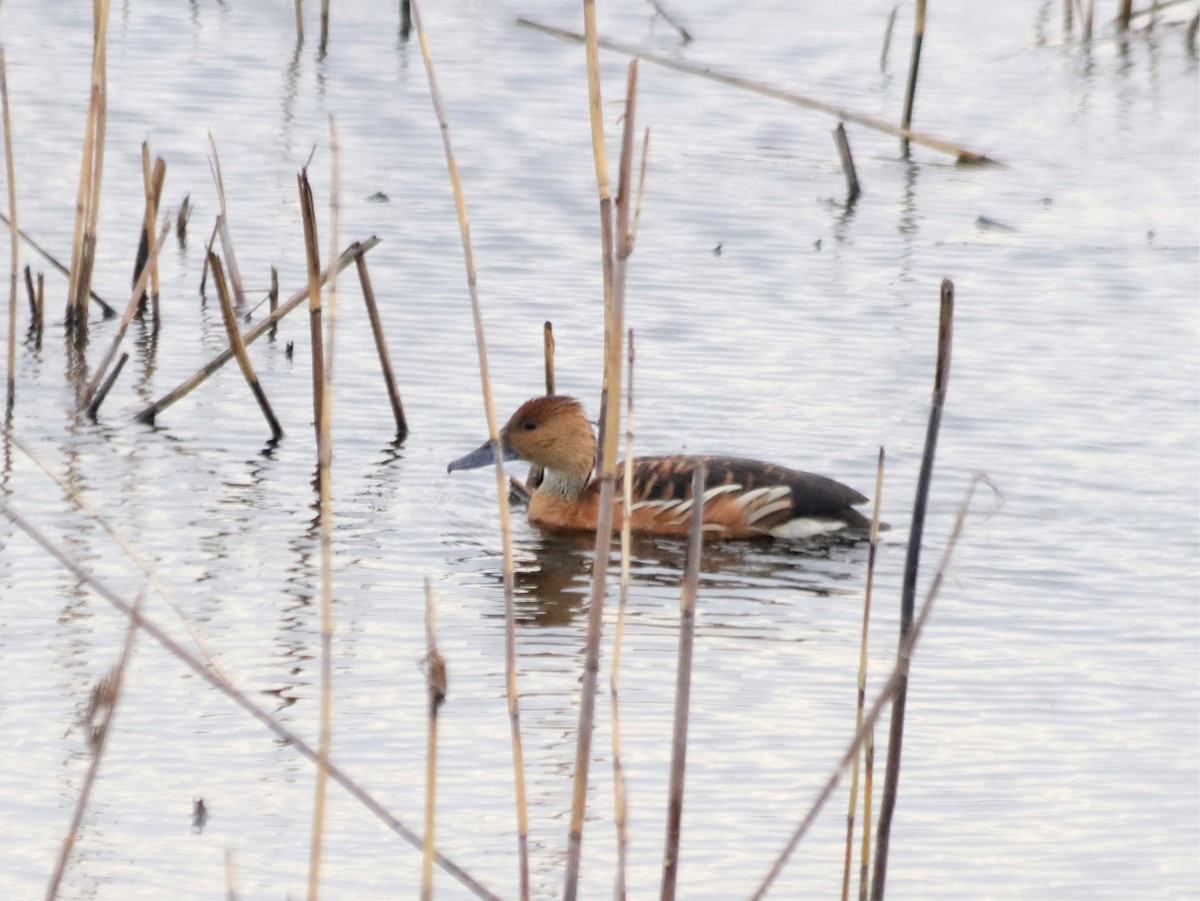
[881,5,899,72]
[0,213,116,317]
[135,236,379,424]
[208,134,247,308]
[210,251,282,441]
[2,47,17,414]
[86,351,129,420]
[422,578,447,901]
[524,321,556,492]
[269,265,279,340]
[353,250,408,438]
[176,194,191,248]
[135,145,166,324]
[833,122,861,205]
[297,166,324,436]
[24,266,43,333]
[900,0,927,158]
[870,278,954,901]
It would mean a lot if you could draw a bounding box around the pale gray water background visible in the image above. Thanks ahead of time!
[0,1,1196,898]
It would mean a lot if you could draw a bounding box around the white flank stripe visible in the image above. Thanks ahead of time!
[735,487,772,507]
[769,518,847,539]
[745,498,793,525]
[702,484,743,501]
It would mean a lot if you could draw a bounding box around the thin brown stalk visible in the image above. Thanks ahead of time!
[0,211,115,317]
[660,461,704,900]
[23,266,37,327]
[422,578,447,901]
[564,54,639,901]
[1083,0,1096,41]
[199,219,217,298]
[628,128,649,253]
[525,321,556,491]
[899,0,927,158]
[137,146,165,324]
[211,252,283,440]
[871,278,954,901]
[750,474,986,901]
[269,265,279,339]
[306,117,340,901]
[516,18,1001,165]
[35,272,44,333]
[45,590,144,901]
[81,219,170,411]
[0,499,501,900]
[841,447,885,901]
[881,5,899,71]
[408,3,530,895]
[208,136,247,309]
[834,122,861,206]
[354,250,408,438]
[1117,0,1133,30]
[176,193,191,248]
[1,48,17,414]
[224,849,238,900]
[135,236,380,424]
[85,351,128,420]
[295,0,304,41]
[298,166,324,435]
[610,328,635,899]
[645,0,692,43]
[320,0,330,53]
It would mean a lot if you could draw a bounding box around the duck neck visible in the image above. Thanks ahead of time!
[538,461,594,500]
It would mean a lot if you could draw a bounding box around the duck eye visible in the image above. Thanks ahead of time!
[523,420,538,431]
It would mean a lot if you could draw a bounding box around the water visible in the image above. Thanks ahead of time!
[0,1,1196,898]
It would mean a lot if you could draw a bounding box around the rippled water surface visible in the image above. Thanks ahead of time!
[0,2,1197,899]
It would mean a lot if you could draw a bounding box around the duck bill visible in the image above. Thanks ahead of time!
[447,438,518,473]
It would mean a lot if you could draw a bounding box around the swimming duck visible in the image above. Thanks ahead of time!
[448,395,876,540]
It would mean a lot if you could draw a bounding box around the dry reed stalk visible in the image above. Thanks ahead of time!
[881,5,899,71]
[422,578,448,901]
[84,351,128,420]
[1083,0,1096,40]
[870,278,954,901]
[269,265,279,339]
[35,272,44,334]
[211,252,283,440]
[176,194,191,248]
[137,145,165,324]
[524,321,556,491]
[224,848,238,900]
[563,55,639,901]
[199,219,218,298]
[320,0,330,53]
[0,500,502,901]
[408,3,531,894]
[1063,0,1074,33]
[517,18,1001,166]
[208,136,247,308]
[66,0,111,341]
[609,328,635,899]
[840,447,886,901]
[750,474,986,901]
[295,0,304,41]
[298,167,325,435]
[833,122,861,206]
[81,219,170,411]
[899,0,927,158]
[353,250,408,437]
[629,129,649,251]
[661,460,704,900]
[45,589,144,900]
[135,236,379,423]
[23,266,37,326]
[645,0,692,43]
[399,0,412,41]
[1117,0,1133,29]
[1,48,17,414]
[306,117,340,901]
[0,212,114,316]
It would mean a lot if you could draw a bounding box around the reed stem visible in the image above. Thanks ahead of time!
[517,17,1000,165]
[881,5,899,71]
[211,252,283,440]
[661,461,704,901]
[422,578,447,901]
[0,213,114,316]
[899,0,927,158]
[1,48,17,414]
[870,278,954,901]
[408,3,530,894]
[354,250,408,438]
[85,351,128,420]
[135,236,379,424]
[833,122,861,206]
[298,166,324,435]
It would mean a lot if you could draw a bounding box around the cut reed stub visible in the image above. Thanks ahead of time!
[834,122,861,205]
[176,194,191,247]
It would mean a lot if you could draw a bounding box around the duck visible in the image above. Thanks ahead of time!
[448,395,878,540]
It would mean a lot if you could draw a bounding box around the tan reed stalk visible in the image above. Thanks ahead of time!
[645,0,692,43]
[138,146,165,324]
[609,328,635,899]
[1063,0,1074,33]
[0,501,502,901]
[23,266,36,325]
[320,0,330,52]
[135,236,379,423]
[306,117,340,901]
[517,18,1000,166]
[208,135,246,308]
[45,589,144,900]
[563,55,639,901]
[81,219,170,410]
[858,711,875,901]
[199,219,218,298]
[899,0,927,158]
[870,278,954,901]
[224,848,238,900]
[295,0,304,41]
[353,250,407,437]
[833,122,861,205]
[269,265,279,339]
[35,272,42,336]
[660,461,705,900]
[1117,0,1133,30]
[750,473,988,901]
[85,351,128,420]
[66,0,111,340]
[176,194,191,247]
[1,48,17,414]
[629,129,649,251]
[0,212,115,316]
[211,252,283,440]
[408,3,531,895]
[524,321,555,492]
[1083,0,1096,41]
[881,5,899,71]
[840,447,885,901]
[298,167,324,435]
[422,577,448,901]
